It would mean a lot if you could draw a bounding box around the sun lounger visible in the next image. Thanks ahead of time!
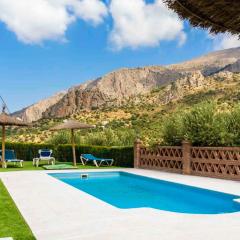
[80,154,114,167]
[33,149,55,167]
[0,150,23,168]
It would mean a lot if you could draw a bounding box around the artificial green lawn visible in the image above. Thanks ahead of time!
[0,180,36,240]
[0,161,119,172]
[42,164,78,170]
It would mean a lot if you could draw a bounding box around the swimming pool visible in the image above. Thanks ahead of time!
[49,171,240,214]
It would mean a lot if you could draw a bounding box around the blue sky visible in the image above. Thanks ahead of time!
[0,0,239,112]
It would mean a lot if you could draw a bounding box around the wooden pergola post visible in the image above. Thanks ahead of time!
[50,120,94,166]
[0,111,28,169]
[1,125,5,168]
[71,129,77,166]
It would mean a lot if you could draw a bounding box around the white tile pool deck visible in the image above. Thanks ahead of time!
[1,168,240,240]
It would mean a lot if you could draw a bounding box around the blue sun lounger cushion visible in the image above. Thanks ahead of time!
[80,154,114,167]
[0,150,23,168]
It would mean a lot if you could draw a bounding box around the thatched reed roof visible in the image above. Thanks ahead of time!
[164,0,240,35]
[50,120,95,131]
[0,112,29,126]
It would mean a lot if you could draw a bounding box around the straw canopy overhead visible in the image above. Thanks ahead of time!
[0,111,29,168]
[50,120,95,131]
[164,0,240,35]
[50,120,95,166]
[0,112,29,126]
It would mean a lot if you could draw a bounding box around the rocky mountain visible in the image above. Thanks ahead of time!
[13,47,240,122]
[13,91,66,122]
[220,59,240,73]
[9,71,240,144]
[169,47,240,75]
[127,70,231,107]
[43,66,183,118]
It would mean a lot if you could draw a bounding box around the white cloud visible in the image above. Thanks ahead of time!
[69,0,108,26]
[211,33,240,50]
[0,0,108,44]
[109,0,186,50]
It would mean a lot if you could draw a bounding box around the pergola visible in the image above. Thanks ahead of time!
[0,111,29,168]
[50,120,95,166]
[164,0,240,35]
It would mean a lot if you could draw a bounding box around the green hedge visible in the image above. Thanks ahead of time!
[4,142,134,167]
[5,143,54,162]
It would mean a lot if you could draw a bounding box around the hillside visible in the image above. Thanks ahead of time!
[13,91,66,122]
[43,67,183,118]
[7,71,240,145]
[169,47,240,75]
[7,47,240,146]
[13,47,240,122]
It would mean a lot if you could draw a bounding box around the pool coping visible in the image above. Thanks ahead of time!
[1,168,240,240]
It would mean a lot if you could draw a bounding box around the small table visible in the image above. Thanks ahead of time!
[33,157,55,167]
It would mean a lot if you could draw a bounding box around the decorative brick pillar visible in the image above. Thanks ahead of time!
[182,140,192,174]
[134,139,142,168]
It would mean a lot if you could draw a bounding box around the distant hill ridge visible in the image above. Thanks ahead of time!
[13,47,240,122]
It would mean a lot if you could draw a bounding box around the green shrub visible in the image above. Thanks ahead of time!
[224,104,240,145]
[47,128,136,147]
[47,131,70,145]
[56,144,133,167]
[161,115,183,145]
[181,102,227,146]
[161,101,237,146]
[3,142,133,167]
[5,142,55,161]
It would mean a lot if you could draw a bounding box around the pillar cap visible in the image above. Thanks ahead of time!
[182,140,191,144]
[134,138,142,144]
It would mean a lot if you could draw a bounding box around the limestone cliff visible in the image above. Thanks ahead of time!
[13,47,240,121]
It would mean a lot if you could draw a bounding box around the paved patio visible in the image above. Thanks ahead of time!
[1,169,240,240]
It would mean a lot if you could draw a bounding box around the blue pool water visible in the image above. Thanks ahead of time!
[49,171,240,214]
